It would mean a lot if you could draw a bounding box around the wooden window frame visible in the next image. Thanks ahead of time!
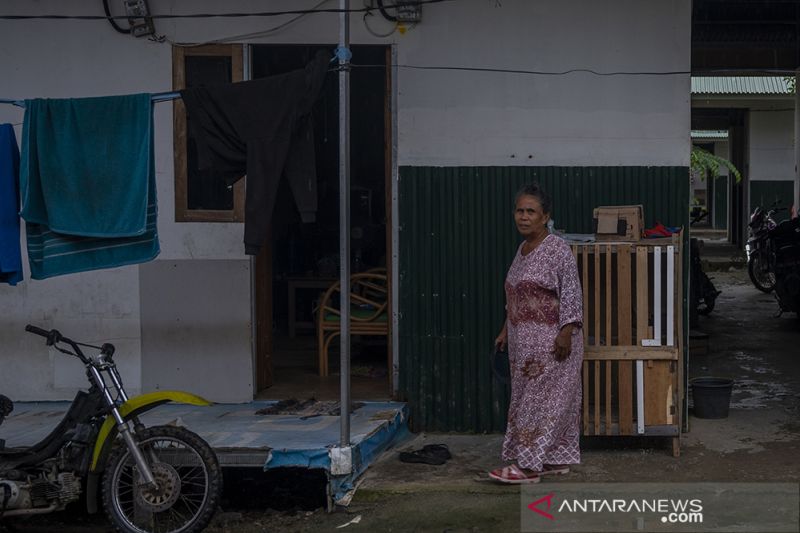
[173,44,245,222]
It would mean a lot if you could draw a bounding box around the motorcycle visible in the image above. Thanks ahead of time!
[770,217,800,316]
[746,205,784,293]
[0,326,222,533]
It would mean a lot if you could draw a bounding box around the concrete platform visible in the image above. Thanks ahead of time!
[0,400,409,506]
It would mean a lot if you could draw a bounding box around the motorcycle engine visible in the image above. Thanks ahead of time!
[0,480,30,510]
[0,472,81,511]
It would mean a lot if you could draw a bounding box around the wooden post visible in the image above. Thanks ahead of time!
[617,245,634,435]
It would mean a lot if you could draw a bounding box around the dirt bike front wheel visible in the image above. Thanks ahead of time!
[102,425,222,533]
[747,255,776,293]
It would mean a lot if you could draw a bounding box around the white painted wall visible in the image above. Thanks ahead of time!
[393,0,691,166]
[749,110,795,182]
[139,261,253,403]
[0,0,690,400]
[0,0,248,401]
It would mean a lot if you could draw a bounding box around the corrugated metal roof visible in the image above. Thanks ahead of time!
[691,76,793,95]
[691,130,729,140]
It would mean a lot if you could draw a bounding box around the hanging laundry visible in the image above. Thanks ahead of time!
[19,94,159,279]
[181,50,330,256]
[0,124,23,285]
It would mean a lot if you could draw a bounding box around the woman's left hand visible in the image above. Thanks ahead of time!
[553,327,573,361]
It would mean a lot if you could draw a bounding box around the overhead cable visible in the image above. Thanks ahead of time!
[350,64,693,76]
[0,0,453,20]
[352,65,800,76]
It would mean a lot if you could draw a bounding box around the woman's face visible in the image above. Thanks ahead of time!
[514,194,550,239]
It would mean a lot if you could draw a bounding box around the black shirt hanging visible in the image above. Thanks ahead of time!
[181,50,330,255]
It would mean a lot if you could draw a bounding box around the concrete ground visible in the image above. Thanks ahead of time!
[5,267,800,533]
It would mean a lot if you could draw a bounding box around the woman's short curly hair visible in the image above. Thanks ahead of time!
[515,183,552,215]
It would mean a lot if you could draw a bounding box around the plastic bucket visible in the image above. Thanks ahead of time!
[691,377,734,419]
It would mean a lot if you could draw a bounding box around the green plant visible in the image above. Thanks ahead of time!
[691,146,741,182]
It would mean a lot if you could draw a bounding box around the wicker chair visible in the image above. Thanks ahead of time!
[316,272,388,377]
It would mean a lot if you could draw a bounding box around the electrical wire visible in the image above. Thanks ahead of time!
[168,0,334,47]
[375,0,398,22]
[0,0,454,21]
[101,0,130,34]
[349,63,693,76]
[363,12,398,37]
[352,65,800,76]
[363,0,398,38]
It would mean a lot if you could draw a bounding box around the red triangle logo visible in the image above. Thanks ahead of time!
[527,493,556,520]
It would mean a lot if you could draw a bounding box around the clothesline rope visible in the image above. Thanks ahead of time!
[0,91,181,108]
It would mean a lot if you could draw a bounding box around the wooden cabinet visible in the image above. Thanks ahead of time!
[571,234,683,456]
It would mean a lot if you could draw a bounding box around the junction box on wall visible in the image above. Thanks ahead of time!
[395,1,422,22]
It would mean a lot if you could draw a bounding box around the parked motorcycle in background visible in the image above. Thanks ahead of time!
[746,205,783,293]
[769,217,800,316]
[0,326,222,533]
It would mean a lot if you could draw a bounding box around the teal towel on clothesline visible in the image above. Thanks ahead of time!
[20,94,151,237]
[19,94,159,279]
[24,200,159,280]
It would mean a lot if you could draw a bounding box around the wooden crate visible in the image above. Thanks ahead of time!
[571,234,683,457]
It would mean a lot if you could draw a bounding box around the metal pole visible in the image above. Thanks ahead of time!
[795,68,799,218]
[338,0,352,447]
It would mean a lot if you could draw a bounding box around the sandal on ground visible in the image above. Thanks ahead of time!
[540,464,570,475]
[488,464,541,484]
[398,443,452,465]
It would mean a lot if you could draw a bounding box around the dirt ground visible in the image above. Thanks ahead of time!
[4,269,799,533]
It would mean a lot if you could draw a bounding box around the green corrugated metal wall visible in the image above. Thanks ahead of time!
[398,166,690,432]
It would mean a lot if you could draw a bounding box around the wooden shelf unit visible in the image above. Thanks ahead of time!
[571,234,683,457]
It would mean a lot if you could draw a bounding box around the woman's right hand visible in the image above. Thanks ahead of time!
[495,330,508,352]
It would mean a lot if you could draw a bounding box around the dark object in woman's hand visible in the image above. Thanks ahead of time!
[553,329,572,361]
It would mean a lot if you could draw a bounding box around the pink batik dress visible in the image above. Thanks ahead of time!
[502,233,584,471]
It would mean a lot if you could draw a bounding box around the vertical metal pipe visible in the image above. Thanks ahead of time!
[339,0,352,447]
[795,69,799,217]
[245,45,258,400]
[390,44,400,394]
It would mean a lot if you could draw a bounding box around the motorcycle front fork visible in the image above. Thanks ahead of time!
[112,415,157,488]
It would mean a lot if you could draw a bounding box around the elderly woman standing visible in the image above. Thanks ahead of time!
[490,183,584,484]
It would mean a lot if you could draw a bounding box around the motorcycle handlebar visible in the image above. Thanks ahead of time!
[25,325,93,364]
[25,325,63,348]
[25,324,50,337]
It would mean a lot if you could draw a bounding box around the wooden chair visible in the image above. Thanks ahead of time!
[316,272,388,377]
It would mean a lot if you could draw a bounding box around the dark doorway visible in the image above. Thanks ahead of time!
[252,45,392,400]
[691,108,749,247]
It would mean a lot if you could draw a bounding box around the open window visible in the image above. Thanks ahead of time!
[172,44,245,222]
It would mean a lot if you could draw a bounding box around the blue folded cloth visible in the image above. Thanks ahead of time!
[0,124,23,285]
[19,94,159,279]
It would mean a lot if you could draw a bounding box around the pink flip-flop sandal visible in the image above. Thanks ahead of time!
[540,464,570,476]
[488,464,541,484]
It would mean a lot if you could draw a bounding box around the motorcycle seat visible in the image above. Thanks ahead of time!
[0,445,33,457]
[771,218,800,239]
